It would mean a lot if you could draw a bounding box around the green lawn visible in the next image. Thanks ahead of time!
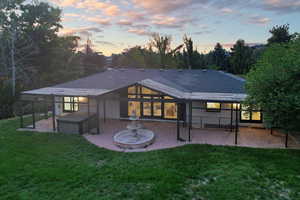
[0,118,300,200]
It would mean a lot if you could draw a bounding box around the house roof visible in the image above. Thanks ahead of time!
[22,68,247,102]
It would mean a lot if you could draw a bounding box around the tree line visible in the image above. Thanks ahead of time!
[0,0,106,119]
[112,24,298,75]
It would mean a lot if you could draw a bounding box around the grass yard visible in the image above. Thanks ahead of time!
[0,118,300,200]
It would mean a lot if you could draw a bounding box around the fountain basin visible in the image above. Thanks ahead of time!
[113,129,155,149]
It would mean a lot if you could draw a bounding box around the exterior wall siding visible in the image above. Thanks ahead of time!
[78,93,120,119]
[186,101,264,128]
[186,101,235,128]
[55,96,263,129]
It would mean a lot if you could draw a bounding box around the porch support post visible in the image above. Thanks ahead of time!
[20,101,24,128]
[103,98,106,123]
[234,106,238,145]
[96,98,100,134]
[176,102,180,141]
[32,101,35,129]
[52,95,56,131]
[230,103,233,132]
[188,101,192,142]
[87,96,90,134]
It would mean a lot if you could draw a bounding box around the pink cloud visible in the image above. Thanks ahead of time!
[64,13,80,17]
[117,19,133,26]
[124,11,146,21]
[86,16,111,25]
[49,0,79,7]
[219,8,234,14]
[132,0,196,14]
[127,28,154,36]
[59,26,102,37]
[248,16,271,24]
[151,15,191,28]
[76,0,120,16]
[262,0,300,13]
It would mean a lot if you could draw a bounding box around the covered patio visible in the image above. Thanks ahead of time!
[19,118,299,151]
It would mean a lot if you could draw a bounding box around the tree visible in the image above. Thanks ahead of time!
[1,0,47,94]
[267,24,293,45]
[149,33,172,68]
[148,33,182,68]
[212,43,229,71]
[81,39,106,76]
[183,35,194,69]
[230,39,254,74]
[0,0,83,119]
[246,39,300,134]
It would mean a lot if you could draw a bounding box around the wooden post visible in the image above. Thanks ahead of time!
[96,98,100,134]
[32,101,35,129]
[52,95,56,131]
[87,96,90,134]
[230,103,233,132]
[188,101,192,142]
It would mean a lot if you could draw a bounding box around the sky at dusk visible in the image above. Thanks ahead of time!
[44,0,300,56]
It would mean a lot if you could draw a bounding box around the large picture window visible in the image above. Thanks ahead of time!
[126,85,178,120]
[240,105,262,122]
[63,97,79,112]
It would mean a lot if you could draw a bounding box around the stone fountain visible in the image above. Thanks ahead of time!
[113,111,155,149]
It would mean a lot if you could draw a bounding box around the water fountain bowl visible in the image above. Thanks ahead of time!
[113,129,155,149]
[113,112,155,149]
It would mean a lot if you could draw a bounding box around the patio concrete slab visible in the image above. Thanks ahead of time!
[18,119,300,152]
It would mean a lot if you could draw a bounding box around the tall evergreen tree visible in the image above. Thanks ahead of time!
[230,40,254,74]
[212,43,228,71]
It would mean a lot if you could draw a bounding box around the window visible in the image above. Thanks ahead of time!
[153,102,162,117]
[164,103,177,119]
[126,85,178,120]
[128,86,136,94]
[128,101,141,117]
[240,105,262,122]
[143,102,152,116]
[206,102,221,112]
[63,97,79,112]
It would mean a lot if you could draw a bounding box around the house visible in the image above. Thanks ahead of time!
[20,68,262,138]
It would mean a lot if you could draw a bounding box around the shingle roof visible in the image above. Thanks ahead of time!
[53,68,245,94]
[22,68,247,101]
